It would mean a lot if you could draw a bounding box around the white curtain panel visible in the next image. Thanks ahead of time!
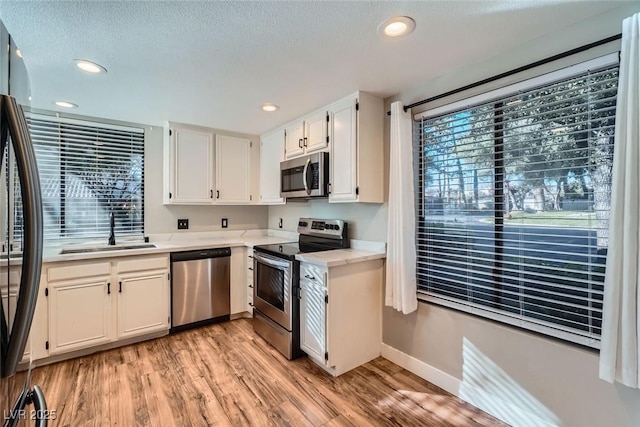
[385,101,418,314]
[599,13,640,388]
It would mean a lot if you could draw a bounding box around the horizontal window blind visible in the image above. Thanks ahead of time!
[416,63,618,348]
[26,115,145,241]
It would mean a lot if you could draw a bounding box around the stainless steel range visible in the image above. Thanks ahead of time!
[252,218,349,359]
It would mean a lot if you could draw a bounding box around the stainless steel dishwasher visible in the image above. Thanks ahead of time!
[170,247,231,332]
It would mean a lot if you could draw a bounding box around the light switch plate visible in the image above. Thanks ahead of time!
[177,219,189,230]
[221,218,228,228]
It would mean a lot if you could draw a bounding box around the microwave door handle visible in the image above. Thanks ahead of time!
[302,158,311,195]
[254,253,290,270]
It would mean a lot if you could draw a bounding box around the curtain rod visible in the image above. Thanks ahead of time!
[387,33,622,116]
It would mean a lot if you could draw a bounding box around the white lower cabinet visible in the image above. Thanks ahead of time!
[246,248,254,314]
[230,246,255,317]
[47,261,113,355]
[300,279,326,362]
[299,259,383,376]
[116,257,170,339]
[46,255,170,356]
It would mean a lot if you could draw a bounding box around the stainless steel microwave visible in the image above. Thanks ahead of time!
[280,152,329,199]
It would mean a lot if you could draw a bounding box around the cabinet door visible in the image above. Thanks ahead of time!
[259,130,285,204]
[304,110,328,153]
[117,271,169,339]
[48,278,112,355]
[329,97,358,202]
[300,280,327,363]
[170,127,214,204]
[216,135,252,204]
[284,122,304,159]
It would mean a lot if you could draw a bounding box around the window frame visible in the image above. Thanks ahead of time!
[413,53,619,349]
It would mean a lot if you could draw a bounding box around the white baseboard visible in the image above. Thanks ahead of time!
[381,343,461,396]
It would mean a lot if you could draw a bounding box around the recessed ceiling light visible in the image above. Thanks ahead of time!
[74,59,107,74]
[54,101,78,108]
[379,16,415,38]
[261,103,279,112]
[15,49,22,58]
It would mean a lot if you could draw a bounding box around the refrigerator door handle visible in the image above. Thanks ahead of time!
[31,385,48,427]
[0,94,44,378]
[3,385,48,427]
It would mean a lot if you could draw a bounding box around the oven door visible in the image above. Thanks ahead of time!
[253,251,294,330]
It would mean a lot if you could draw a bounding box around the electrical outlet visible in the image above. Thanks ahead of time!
[278,218,283,229]
[177,219,189,230]
[221,218,228,228]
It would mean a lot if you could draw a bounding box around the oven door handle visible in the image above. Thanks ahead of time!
[254,252,291,270]
[302,157,311,195]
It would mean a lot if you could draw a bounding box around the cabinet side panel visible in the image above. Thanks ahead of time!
[357,92,385,203]
[327,260,383,375]
[259,130,285,204]
[230,247,247,315]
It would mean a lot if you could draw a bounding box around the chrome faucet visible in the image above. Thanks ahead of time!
[108,211,116,246]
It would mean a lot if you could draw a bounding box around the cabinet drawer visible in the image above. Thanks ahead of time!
[117,256,169,273]
[47,262,111,282]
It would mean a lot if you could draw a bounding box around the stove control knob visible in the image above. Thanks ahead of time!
[334,225,340,231]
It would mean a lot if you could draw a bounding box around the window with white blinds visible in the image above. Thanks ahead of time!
[24,115,145,241]
[415,59,618,348]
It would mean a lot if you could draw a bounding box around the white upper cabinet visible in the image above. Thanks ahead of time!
[284,121,305,159]
[215,135,252,204]
[261,91,384,204]
[165,125,215,204]
[303,109,329,153]
[259,128,285,204]
[164,122,257,205]
[284,109,329,159]
[328,96,358,202]
[328,92,384,203]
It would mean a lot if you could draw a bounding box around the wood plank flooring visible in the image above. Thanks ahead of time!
[1,319,508,426]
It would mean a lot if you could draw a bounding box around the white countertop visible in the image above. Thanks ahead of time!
[41,232,297,263]
[36,230,385,266]
[295,248,386,268]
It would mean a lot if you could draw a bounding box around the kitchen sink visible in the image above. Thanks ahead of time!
[60,244,156,255]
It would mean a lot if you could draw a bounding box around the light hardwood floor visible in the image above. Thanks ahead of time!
[2,319,507,426]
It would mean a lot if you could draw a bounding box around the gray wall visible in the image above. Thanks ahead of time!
[383,4,640,427]
[144,125,267,234]
[268,202,388,242]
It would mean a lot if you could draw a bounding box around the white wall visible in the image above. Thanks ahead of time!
[144,125,267,234]
[383,3,640,427]
[268,201,388,242]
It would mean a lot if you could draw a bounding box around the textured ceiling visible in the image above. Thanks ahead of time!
[0,1,630,135]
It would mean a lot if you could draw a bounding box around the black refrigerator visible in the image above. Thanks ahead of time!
[0,18,47,427]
